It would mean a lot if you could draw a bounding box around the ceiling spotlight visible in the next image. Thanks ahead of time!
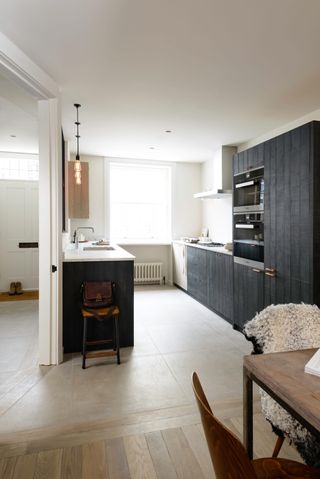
[149,146,155,150]
[10,135,16,138]
[165,130,172,133]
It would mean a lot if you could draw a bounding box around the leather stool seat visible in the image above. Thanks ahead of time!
[81,304,120,369]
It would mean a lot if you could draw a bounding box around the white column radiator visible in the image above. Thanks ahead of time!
[134,262,163,285]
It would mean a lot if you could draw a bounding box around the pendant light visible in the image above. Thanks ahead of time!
[74,103,82,185]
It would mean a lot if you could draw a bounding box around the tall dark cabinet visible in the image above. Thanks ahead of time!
[233,121,320,330]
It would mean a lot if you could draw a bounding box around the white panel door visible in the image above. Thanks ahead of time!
[0,180,39,292]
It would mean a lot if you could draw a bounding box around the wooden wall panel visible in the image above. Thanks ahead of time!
[68,161,89,218]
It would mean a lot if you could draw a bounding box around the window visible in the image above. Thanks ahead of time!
[0,155,39,180]
[110,163,171,242]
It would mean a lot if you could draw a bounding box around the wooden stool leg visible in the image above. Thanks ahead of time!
[272,435,285,458]
[115,315,120,364]
[82,316,87,369]
[112,316,116,351]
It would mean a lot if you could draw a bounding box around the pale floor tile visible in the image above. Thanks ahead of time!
[163,349,245,401]
[0,286,258,437]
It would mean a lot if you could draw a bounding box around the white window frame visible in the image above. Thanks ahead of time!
[0,151,39,181]
[109,160,172,244]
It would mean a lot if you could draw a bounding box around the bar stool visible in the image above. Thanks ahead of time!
[81,304,120,369]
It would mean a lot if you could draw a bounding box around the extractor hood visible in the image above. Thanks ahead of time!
[193,189,232,199]
[194,145,237,199]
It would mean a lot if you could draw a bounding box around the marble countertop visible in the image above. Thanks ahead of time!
[63,242,135,262]
[172,240,232,256]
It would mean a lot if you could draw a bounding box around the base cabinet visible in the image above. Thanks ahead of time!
[233,262,264,331]
[187,247,208,305]
[187,246,233,322]
[208,252,233,323]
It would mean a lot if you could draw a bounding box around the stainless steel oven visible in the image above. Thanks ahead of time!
[233,212,264,268]
[234,166,264,213]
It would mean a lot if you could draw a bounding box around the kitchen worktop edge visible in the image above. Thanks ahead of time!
[172,240,232,256]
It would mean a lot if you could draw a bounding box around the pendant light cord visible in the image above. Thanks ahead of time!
[74,103,81,161]
[74,103,82,185]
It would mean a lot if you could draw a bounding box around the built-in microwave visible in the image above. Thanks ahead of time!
[234,166,264,213]
[233,212,264,268]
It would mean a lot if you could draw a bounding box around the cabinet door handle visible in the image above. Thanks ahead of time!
[252,268,264,273]
[265,268,277,277]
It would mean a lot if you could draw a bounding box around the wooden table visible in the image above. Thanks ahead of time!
[243,349,320,459]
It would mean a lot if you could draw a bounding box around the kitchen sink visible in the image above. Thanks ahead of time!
[83,246,115,251]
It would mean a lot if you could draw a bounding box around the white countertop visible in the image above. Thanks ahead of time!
[63,242,135,262]
[173,240,232,256]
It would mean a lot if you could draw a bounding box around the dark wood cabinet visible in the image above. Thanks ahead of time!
[187,246,208,305]
[187,246,233,322]
[233,262,264,330]
[233,121,320,329]
[263,124,314,307]
[208,252,233,322]
[233,143,264,175]
[63,260,134,353]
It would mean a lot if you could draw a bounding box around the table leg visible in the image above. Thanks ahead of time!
[243,365,253,459]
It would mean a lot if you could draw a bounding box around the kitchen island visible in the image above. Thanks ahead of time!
[63,243,135,353]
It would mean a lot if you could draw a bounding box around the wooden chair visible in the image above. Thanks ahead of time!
[81,304,120,369]
[192,372,320,479]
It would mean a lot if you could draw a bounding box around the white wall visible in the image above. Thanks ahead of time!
[119,244,172,283]
[238,108,320,151]
[69,155,202,283]
[200,155,233,243]
[172,162,202,239]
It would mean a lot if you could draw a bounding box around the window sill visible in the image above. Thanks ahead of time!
[114,240,172,246]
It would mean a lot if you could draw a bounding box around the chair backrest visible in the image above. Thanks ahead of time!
[192,372,257,479]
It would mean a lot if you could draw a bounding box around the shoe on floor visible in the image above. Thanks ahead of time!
[8,282,15,295]
[15,282,23,295]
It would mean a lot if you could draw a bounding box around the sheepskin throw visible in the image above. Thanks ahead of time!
[244,303,320,467]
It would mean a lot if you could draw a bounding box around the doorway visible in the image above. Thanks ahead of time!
[0,74,40,383]
[0,33,62,366]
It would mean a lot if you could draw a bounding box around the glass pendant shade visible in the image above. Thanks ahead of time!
[74,161,82,172]
[74,103,82,185]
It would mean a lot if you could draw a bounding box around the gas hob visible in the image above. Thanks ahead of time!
[197,242,225,247]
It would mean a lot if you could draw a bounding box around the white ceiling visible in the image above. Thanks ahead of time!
[1,0,320,162]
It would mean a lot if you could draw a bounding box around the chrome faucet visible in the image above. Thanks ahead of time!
[73,226,95,247]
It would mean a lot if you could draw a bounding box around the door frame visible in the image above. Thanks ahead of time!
[0,32,63,364]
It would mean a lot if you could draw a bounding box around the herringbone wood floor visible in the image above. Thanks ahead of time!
[0,399,301,479]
